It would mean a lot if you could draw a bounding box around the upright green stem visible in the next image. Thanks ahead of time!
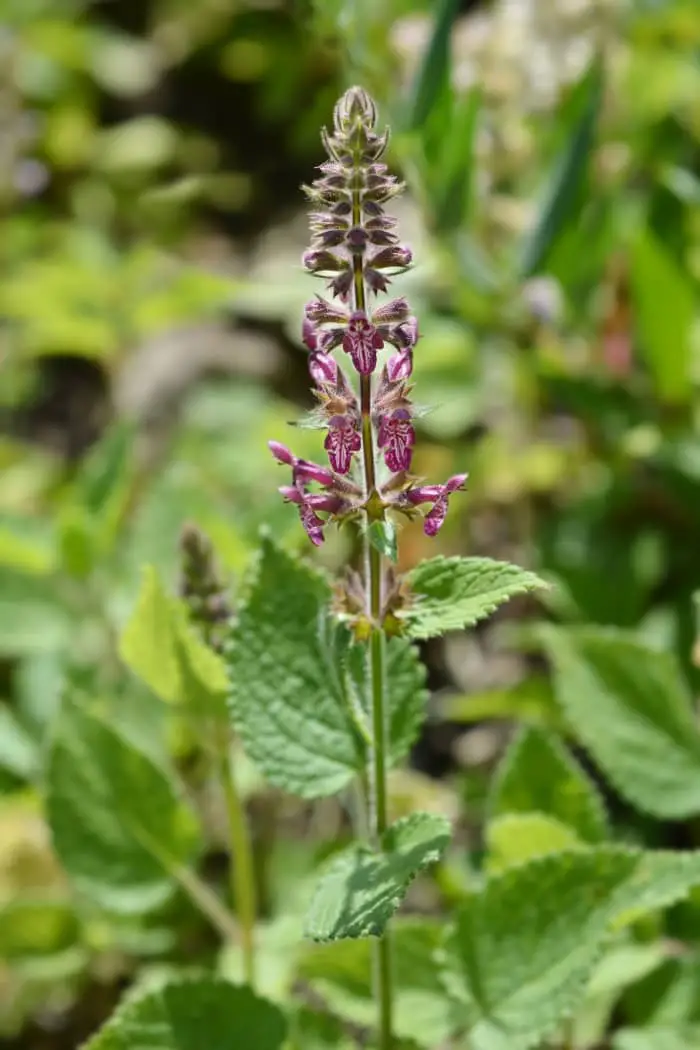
[360,366,394,1049]
[218,733,257,987]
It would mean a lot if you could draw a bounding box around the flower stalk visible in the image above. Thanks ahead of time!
[269,87,468,1048]
[179,523,258,986]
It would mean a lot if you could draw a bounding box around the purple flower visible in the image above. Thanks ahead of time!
[342,312,384,375]
[405,474,468,536]
[309,351,338,386]
[271,87,468,550]
[324,414,361,474]
[378,408,415,473]
[269,441,336,487]
[386,349,413,382]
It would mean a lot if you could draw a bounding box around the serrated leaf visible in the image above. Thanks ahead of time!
[489,726,608,842]
[81,978,287,1050]
[226,537,364,799]
[304,813,451,941]
[346,634,428,767]
[403,557,547,640]
[368,519,397,563]
[485,813,582,872]
[47,697,200,913]
[298,919,459,1047]
[519,58,603,277]
[404,0,461,131]
[630,228,695,402]
[538,625,700,818]
[119,565,228,717]
[444,848,639,1050]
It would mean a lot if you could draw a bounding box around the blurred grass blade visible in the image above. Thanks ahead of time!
[519,57,604,278]
[630,228,695,403]
[405,0,461,131]
[434,85,481,234]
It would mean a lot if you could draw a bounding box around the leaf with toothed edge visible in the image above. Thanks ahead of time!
[225,536,364,799]
[304,813,451,941]
[443,848,639,1050]
[402,557,548,640]
[80,977,287,1050]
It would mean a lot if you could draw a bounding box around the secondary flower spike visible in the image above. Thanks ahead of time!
[268,86,467,547]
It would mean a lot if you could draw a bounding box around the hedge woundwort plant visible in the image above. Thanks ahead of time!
[269,86,467,1048]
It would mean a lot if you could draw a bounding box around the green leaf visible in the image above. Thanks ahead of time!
[0,522,55,575]
[304,813,451,941]
[519,58,603,277]
[346,634,428,767]
[444,848,639,1050]
[538,625,700,818]
[613,1027,700,1050]
[612,850,700,927]
[46,696,200,913]
[485,813,582,872]
[119,565,228,717]
[403,557,547,640]
[287,1007,357,1050]
[404,0,461,130]
[0,897,80,965]
[572,942,671,1050]
[226,537,364,799]
[0,704,38,780]
[489,726,608,843]
[298,919,459,1047]
[440,676,561,730]
[434,86,481,234]
[82,978,287,1050]
[630,228,695,402]
[368,519,398,563]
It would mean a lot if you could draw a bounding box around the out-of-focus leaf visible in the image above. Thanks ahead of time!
[489,726,608,843]
[630,228,695,402]
[434,86,481,234]
[82,979,288,1050]
[485,812,582,871]
[404,0,461,131]
[538,626,700,819]
[0,706,38,781]
[47,696,201,913]
[298,918,459,1047]
[119,565,228,718]
[519,58,603,277]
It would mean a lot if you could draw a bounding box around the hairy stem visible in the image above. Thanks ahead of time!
[360,379,394,1049]
[218,735,258,987]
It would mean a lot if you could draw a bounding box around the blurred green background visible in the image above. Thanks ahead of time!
[1,0,700,1044]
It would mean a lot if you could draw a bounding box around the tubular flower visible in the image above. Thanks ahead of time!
[269,87,467,547]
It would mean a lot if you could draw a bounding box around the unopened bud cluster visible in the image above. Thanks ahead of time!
[269,87,466,551]
[179,523,232,652]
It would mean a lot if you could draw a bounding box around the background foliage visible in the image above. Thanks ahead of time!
[2,0,700,1047]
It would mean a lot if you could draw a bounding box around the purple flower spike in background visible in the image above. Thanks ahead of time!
[268,85,467,552]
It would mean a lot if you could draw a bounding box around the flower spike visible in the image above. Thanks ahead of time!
[268,87,466,548]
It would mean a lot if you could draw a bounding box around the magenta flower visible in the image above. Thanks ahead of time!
[268,87,466,549]
[342,312,384,375]
[324,415,361,474]
[404,474,469,536]
[378,408,415,473]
